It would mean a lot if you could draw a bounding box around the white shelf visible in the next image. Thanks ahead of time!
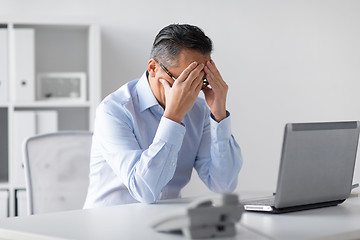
[0,16,99,26]
[0,182,9,189]
[0,103,9,107]
[13,101,91,108]
[0,18,101,218]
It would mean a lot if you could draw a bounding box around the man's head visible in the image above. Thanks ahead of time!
[148,24,213,108]
[150,24,213,68]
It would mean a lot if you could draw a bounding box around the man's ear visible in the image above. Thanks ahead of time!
[147,59,158,78]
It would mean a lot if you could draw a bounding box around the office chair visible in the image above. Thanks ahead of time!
[23,131,92,215]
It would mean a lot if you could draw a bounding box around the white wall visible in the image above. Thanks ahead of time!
[2,0,360,197]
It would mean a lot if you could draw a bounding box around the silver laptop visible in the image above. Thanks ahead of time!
[242,121,360,213]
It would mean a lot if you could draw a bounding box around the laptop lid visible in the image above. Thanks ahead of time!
[274,121,360,209]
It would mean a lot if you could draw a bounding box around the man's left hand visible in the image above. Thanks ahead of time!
[203,60,228,122]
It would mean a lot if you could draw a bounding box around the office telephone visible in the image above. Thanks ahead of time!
[150,194,244,239]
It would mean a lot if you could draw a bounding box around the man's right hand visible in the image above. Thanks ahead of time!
[160,62,204,124]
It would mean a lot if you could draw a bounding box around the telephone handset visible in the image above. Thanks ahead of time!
[150,194,244,239]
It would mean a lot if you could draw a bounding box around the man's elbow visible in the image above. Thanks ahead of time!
[128,181,159,204]
[210,178,238,194]
[138,194,158,204]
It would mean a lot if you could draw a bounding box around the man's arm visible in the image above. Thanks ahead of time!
[95,104,185,203]
[197,59,242,192]
[202,59,228,122]
[195,110,242,193]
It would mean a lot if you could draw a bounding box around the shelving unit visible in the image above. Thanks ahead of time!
[0,17,101,217]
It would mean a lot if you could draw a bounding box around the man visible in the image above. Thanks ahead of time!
[84,24,242,208]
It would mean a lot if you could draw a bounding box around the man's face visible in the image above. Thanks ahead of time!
[158,48,211,88]
[148,48,211,108]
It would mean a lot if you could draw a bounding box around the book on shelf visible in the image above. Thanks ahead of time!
[15,189,27,217]
[0,189,9,218]
[0,29,8,102]
[13,110,58,186]
[14,28,35,102]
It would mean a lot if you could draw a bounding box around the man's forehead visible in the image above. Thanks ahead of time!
[176,49,210,66]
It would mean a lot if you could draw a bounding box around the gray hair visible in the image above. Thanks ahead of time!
[150,24,213,67]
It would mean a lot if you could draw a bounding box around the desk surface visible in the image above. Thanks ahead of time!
[0,193,359,240]
[242,193,360,240]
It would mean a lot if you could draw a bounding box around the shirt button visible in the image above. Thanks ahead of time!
[219,127,223,131]
[221,154,225,158]
[172,162,176,166]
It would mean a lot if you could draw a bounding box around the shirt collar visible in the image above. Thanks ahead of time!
[136,71,160,112]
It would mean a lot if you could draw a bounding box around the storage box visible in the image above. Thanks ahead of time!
[36,72,86,102]
[16,189,27,216]
[0,189,9,218]
[0,29,8,102]
[14,28,35,101]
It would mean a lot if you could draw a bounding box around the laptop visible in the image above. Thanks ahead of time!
[242,121,360,214]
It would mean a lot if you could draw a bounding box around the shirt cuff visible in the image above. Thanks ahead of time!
[210,111,232,141]
[154,116,186,146]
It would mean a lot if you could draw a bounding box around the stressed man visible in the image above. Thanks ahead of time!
[84,24,242,207]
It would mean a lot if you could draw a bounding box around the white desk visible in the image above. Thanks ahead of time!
[241,193,360,240]
[0,197,265,240]
[0,193,359,240]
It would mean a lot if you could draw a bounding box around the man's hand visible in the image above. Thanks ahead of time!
[203,60,228,122]
[161,62,204,124]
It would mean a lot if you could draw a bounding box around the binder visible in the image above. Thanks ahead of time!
[0,189,9,218]
[0,29,8,102]
[14,29,35,102]
[13,111,36,186]
[0,108,8,182]
[13,110,58,187]
[15,189,27,216]
[36,110,58,134]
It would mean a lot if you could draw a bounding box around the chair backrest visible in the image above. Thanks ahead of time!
[23,131,92,215]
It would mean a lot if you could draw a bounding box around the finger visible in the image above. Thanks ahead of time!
[195,74,204,93]
[205,61,226,88]
[191,69,205,89]
[204,65,218,88]
[209,60,227,88]
[206,60,221,79]
[205,60,215,74]
[160,79,171,93]
[177,62,198,82]
[186,63,205,86]
[208,59,221,75]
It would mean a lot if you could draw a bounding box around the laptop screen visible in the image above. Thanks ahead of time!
[275,121,360,208]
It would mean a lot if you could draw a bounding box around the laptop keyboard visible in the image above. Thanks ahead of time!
[241,196,275,205]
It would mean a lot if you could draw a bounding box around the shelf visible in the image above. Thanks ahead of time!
[0,16,98,26]
[0,103,9,107]
[0,182,9,189]
[0,18,100,218]
[12,101,91,108]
